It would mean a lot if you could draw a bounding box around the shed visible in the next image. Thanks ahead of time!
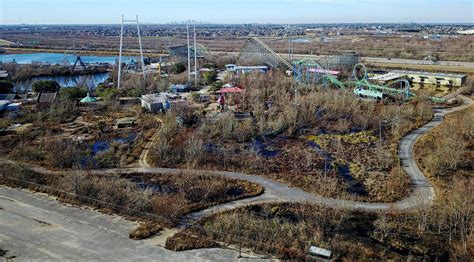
[309,246,332,259]
[116,117,137,129]
[141,93,168,113]
[36,92,57,104]
[141,92,182,113]
[170,84,190,93]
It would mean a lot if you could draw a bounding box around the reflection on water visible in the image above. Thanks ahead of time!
[14,72,110,92]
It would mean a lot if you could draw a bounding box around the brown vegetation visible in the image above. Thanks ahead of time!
[0,163,263,232]
[173,189,472,261]
[149,72,433,203]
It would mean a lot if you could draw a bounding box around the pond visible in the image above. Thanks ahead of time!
[0,52,133,65]
[14,72,110,92]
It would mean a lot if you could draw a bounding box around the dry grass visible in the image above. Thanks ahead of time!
[173,197,472,260]
[149,72,434,203]
[129,223,164,240]
[0,163,263,229]
[415,106,473,182]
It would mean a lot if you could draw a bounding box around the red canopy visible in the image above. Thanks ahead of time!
[218,87,244,93]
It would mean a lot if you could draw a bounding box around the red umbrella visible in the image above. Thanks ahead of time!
[218,87,244,93]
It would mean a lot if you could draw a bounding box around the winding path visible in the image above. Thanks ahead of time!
[137,96,474,221]
[1,96,472,226]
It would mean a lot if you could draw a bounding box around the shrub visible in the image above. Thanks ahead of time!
[96,84,119,101]
[32,80,60,93]
[129,223,163,240]
[171,62,186,74]
[59,86,88,101]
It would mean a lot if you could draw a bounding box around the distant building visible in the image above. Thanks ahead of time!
[390,70,467,87]
[370,71,467,87]
[457,29,474,35]
[309,246,332,259]
[226,65,269,75]
[116,117,137,129]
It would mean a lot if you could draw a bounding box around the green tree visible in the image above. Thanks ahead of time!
[32,80,61,93]
[172,62,186,74]
[202,71,217,85]
[96,84,119,101]
[59,87,88,101]
[0,80,14,94]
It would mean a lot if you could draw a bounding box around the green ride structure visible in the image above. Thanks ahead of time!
[293,59,445,103]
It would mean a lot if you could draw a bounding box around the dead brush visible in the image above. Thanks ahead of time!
[129,222,164,240]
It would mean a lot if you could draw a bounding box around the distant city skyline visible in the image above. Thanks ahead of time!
[1,0,473,25]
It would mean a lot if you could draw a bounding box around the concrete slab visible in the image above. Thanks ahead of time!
[0,186,271,261]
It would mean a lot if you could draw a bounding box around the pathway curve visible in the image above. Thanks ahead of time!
[136,96,473,221]
[1,96,472,226]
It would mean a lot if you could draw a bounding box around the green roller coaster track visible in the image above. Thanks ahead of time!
[294,60,446,103]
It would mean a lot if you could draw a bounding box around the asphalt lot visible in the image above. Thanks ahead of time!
[0,186,269,261]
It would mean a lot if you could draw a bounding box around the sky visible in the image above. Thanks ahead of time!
[0,0,473,24]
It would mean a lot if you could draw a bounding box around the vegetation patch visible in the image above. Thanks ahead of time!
[149,74,433,203]
[0,163,263,234]
[174,199,472,260]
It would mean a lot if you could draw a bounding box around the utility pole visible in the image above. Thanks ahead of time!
[187,24,191,84]
[136,15,146,81]
[117,15,146,89]
[194,23,198,87]
[118,15,124,89]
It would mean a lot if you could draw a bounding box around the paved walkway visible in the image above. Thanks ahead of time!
[0,96,472,260]
[0,186,269,261]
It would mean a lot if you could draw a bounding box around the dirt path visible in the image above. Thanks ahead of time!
[138,117,163,168]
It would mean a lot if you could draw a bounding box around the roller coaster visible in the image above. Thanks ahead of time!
[238,37,445,103]
[294,59,416,101]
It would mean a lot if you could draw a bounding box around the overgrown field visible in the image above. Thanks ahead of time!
[0,102,157,169]
[0,162,262,229]
[415,106,473,184]
[150,72,434,203]
[169,195,472,260]
[3,33,473,62]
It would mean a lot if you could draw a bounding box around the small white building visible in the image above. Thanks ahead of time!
[141,92,182,113]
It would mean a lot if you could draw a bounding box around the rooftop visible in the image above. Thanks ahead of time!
[37,92,57,103]
[141,92,181,104]
[390,70,466,79]
[370,72,405,82]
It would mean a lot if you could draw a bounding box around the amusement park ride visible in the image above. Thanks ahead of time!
[293,60,413,101]
[239,37,445,103]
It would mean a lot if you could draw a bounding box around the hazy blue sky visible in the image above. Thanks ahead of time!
[1,0,473,24]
